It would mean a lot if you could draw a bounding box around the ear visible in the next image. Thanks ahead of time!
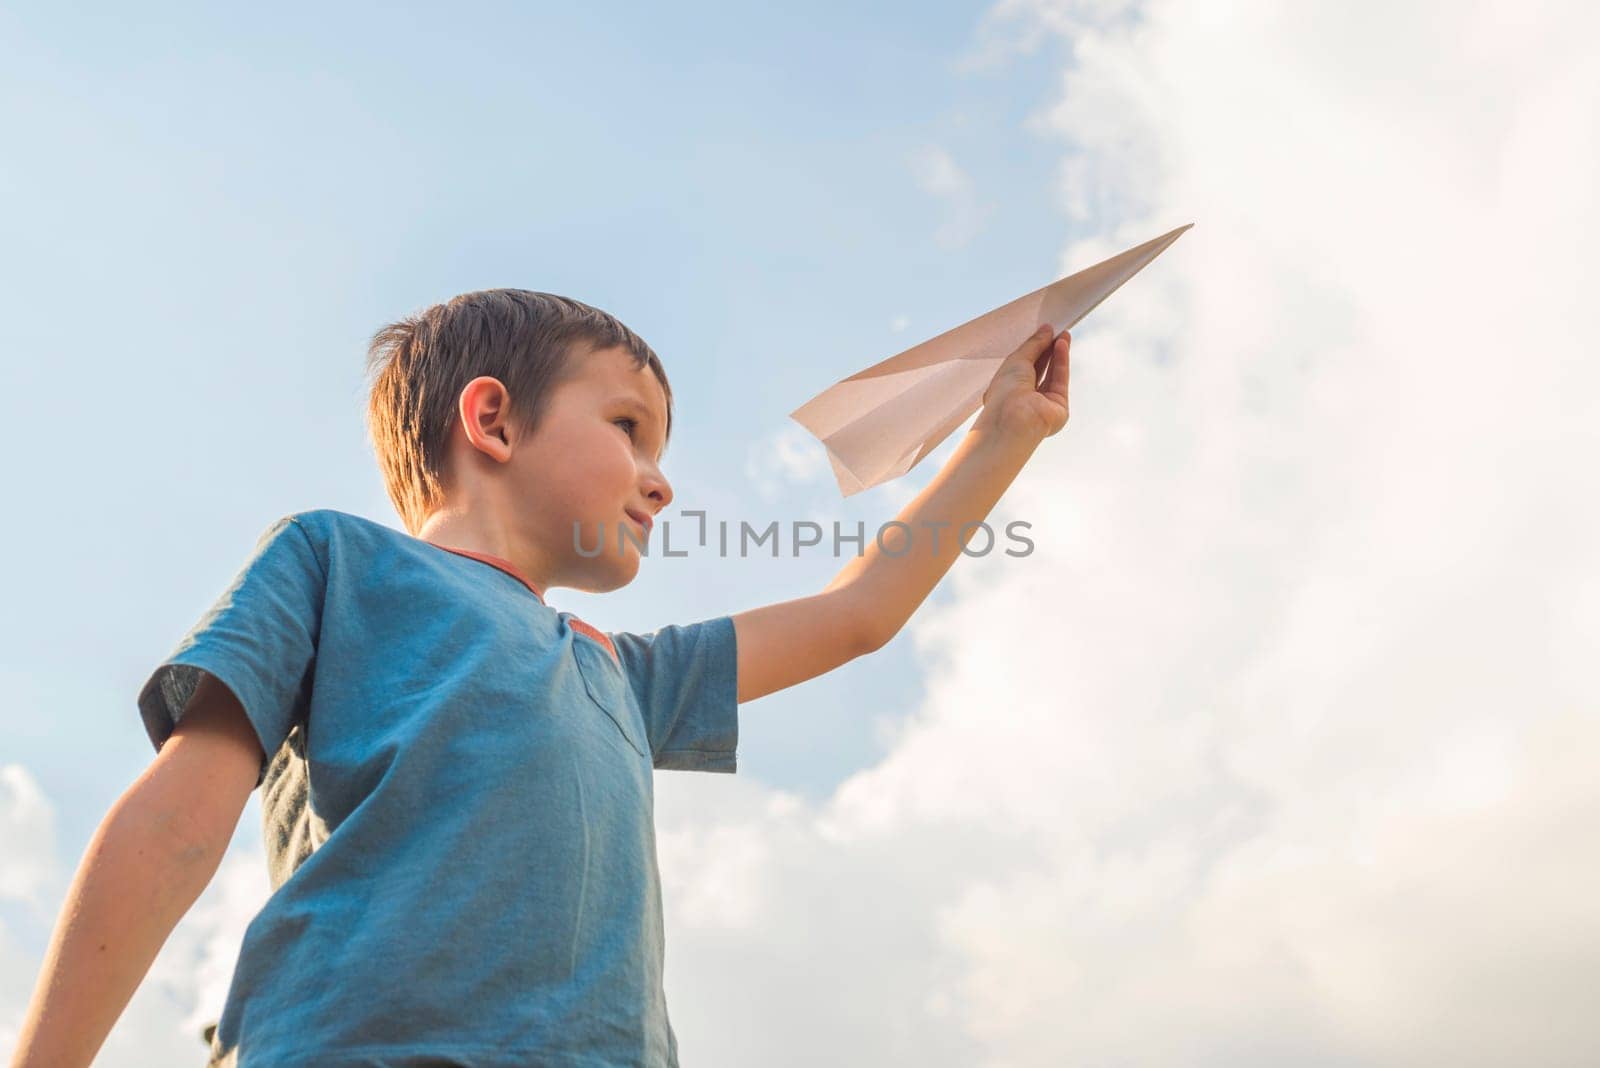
[457,376,515,464]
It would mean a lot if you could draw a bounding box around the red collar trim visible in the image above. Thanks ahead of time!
[567,617,620,665]
[423,542,618,664]
[428,544,547,603]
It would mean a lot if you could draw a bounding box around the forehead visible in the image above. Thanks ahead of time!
[560,343,669,433]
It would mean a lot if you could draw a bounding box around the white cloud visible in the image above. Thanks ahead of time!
[744,421,833,500]
[0,767,57,908]
[0,767,63,1061]
[657,2,1600,1065]
[0,926,33,1060]
[957,0,1142,74]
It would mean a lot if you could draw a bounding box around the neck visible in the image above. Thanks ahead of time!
[415,502,558,593]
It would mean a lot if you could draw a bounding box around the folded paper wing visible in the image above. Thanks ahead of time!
[790,223,1193,497]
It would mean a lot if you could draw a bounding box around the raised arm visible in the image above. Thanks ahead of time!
[10,674,261,1068]
[730,588,877,703]
[731,327,1070,702]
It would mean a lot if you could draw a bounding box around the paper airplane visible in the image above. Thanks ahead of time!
[790,223,1193,497]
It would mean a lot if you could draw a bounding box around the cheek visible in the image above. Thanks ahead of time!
[542,431,636,500]
[592,430,637,481]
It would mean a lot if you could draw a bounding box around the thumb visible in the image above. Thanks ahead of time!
[1012,323,1056,362]
[984,324,1055,405]
[996,324,1057,381]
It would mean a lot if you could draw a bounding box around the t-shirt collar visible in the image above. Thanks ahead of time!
[425,543,547,604]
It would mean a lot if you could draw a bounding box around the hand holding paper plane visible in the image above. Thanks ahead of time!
[789,223,1193,497]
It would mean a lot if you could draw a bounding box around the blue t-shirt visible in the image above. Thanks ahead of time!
[137,509,740,1067]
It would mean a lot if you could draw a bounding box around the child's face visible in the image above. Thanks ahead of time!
[510,344,672,592]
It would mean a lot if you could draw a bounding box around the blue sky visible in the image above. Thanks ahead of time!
[0,1,1068,852]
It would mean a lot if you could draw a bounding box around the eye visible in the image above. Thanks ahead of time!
[613,416,639,440]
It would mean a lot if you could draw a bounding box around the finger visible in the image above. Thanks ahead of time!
[1031,346,1051,387]
[1039,332,1070,403]
[1008,323,1057,368]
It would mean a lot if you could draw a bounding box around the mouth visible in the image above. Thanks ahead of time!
[624,508,653,536]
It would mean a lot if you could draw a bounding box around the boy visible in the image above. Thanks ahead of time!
[11,289,1070,1067]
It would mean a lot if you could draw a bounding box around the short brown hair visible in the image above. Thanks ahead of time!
[365,289,672,533]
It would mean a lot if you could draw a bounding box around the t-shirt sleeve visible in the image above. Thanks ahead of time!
[137,515,326,790]
[607,614,739,773]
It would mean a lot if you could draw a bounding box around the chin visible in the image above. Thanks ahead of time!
[582,553,640,594]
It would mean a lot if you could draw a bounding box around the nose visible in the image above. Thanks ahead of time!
[641,466,672,513]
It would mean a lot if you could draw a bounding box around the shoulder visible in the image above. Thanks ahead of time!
[276,509,404,544]
[262,510,412,571]
[252,508,387,565]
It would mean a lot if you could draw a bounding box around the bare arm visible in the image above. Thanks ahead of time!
[824,422,1042,651]
[731,588,876,703]
[9,674,263,1068]
[732,328,1070,701]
